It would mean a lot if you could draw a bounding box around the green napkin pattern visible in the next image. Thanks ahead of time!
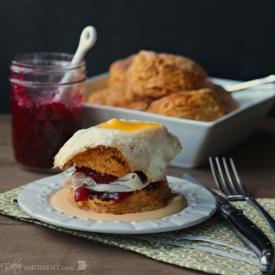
[1,184,275,275]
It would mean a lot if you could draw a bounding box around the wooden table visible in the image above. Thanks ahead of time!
[1,113,275,275]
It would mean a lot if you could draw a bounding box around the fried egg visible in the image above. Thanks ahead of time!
[54,118,182,183]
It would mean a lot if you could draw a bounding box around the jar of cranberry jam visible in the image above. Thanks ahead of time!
[9,52,86,172]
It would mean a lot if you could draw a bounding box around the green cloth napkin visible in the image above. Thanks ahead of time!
[1,184,275,275]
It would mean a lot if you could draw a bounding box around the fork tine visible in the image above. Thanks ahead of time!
[210,157,275,239]
[229,158,248,195]
[209,157,223,191]
[214,157,233,195]
[209,157,230,195]
[222,157,239,194]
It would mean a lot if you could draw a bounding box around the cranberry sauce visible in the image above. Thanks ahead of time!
[75,166,118,184]
[74,166,127,203]
[73,168,156,203]
[74,185,131,203]
[11,84,83,168]
[145,182,159,191]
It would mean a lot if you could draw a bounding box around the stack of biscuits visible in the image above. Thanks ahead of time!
[54,118,182,214]
[88,50,239,122]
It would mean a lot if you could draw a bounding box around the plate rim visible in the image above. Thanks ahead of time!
[18,174,217,234]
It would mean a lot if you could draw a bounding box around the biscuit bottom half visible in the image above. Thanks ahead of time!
[71,179,175,215]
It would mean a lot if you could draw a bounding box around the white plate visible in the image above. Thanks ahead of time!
[84,74,275,168]
[18,173,217,234]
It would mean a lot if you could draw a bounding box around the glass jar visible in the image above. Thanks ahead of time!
[9,52,86,172]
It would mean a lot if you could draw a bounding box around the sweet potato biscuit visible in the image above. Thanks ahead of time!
[204,81,239,114]
[72,179,175,214]
[73,146,131,178]
[126,50,208,98]
[147,88,226,121]
[108,54,135,87]
[88,86,153,111]
[88,86,130,107]
[127,100,152,111]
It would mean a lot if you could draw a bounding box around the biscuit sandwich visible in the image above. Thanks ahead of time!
[53,118,182,215]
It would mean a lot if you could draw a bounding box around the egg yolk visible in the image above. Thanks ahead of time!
[99,119,160,131]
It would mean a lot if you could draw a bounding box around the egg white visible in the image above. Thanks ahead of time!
[54,119,182,182]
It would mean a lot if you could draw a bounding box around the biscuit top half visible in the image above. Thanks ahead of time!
[53,118,182,182]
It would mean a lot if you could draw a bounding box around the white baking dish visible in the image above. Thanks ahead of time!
[84,73,275,168]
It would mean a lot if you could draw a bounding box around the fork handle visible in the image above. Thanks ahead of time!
[219,203,275,274]
[246,197,275,234]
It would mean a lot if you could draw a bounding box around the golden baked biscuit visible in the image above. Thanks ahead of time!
[108,54,135,87]
[127,100,152,111]
[126,50,208,98]
[88,86,153,111]
[86,51,239,121]
[72,179,175,214]
[88,86,135,107]
[147,88,227,121]
[204,81,239,114]
[73,146,131,177]
[88,86,130,107]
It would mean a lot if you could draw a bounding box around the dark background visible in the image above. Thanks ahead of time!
[1,0,275,114]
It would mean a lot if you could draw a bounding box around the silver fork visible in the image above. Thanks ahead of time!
[209,156,275,235]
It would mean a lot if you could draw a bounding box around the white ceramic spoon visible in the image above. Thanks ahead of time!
[60,26,97,85]
[226,74,275,92]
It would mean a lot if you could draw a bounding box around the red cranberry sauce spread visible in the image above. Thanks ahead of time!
[75,166,118,184]
[74,167,157,203]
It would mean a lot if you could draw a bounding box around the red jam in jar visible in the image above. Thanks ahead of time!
[9,52,86,171]
[11,87,83,168]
